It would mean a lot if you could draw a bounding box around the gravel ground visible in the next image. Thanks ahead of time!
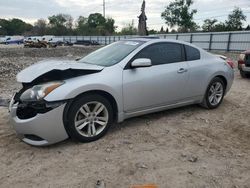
[0,46,250,188]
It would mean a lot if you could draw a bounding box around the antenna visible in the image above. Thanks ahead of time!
[103,0,106,18]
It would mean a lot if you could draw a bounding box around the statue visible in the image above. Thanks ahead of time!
[138,0,148,36]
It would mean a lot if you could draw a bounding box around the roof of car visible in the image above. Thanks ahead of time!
[242,50,250,54]
[125,37,195,46]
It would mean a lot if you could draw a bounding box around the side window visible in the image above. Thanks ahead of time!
[185,45,201,61]
[134,43,184,66]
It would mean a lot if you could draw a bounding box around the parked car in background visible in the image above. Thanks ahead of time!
[0,36,6,44]
[9,38,234,146]
[24,36,42,43]
[238,51,250,78]
[74,40,100,46]
[2,36,24,44]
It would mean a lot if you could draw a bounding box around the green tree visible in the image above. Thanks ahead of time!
[0,18,33,35]
[213,22,227,32]
[202,19,218,32]
[160,26,164,34]
[48,14,73,35]
[161,0,197,32]
[245,25,250,31]
[226,7,246,31]
[88,13,106,28]
[104,18,116,35]
[0,19,9,35]
[120,21,137,35]
[76,16,89,35]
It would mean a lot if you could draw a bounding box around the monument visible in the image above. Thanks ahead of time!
[138,0,148,36]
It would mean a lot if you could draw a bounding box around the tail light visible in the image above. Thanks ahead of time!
[226,58,234,69]
[238,60,245,65]
[238,53,246,68]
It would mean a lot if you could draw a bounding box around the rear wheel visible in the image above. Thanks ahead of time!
[65,94,113,142]
[201,77,225,109]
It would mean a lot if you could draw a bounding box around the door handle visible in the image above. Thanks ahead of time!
[177,68,188,73]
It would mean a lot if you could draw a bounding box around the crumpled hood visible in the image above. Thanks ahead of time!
[17,59,104,83]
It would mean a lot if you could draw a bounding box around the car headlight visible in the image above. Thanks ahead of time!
[20,81,64,102]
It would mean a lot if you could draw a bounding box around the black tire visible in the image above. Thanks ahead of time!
[64,94,113,143]
[201,77,226,109]
[240,70,247,78]
[240,70,250,78]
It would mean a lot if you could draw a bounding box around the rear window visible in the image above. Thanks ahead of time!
[185,45,200,61]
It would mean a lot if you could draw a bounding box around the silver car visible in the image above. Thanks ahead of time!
[9,38,234,146]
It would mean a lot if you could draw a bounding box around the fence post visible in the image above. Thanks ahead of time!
[227,33,232,52]
[209,33,213,51]
[105,37,107,45]
[190,34,193,43]
[176,34,179,40]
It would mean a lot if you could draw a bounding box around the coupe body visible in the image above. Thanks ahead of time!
[9,38,234,146]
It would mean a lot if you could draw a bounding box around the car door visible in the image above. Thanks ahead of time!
[183,45,207,98]
[123,42,189,112]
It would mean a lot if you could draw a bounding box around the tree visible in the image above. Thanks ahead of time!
[160,26,164,34]
[48,14,73,35]
[0,19,9,35]
[161,0,197,32]
[120,21,137,35]
[213,22,227,32]
[104,18,116,35]
[246,25,250,31]
[33,19,47,35]
[202,19,218,32]
[0,18,33,35]
[88,13,106,28]
[148,29,158,34]
[76,16,89,35]
[226,7,246,31]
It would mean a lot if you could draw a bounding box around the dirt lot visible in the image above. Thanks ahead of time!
[0,46,250,188]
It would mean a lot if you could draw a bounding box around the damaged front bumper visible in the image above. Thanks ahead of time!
[9,96,69,146]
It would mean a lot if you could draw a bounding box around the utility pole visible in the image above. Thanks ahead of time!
[103,0,105,18]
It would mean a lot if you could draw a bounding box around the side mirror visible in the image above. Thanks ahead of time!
[131,58,152,68]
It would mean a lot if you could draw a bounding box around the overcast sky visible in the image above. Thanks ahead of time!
[0,0,250,31]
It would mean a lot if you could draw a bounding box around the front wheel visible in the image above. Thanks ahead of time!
[65,94,113,142]
[201,77,225,109]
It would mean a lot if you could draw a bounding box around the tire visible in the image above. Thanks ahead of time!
[65,94,114,142]
[240,70,247,78]
[240,70,250,78]
[201,77,225,109]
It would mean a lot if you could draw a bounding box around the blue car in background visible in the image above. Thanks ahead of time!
[2,36,24,44]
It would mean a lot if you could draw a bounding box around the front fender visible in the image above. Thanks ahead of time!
[44,67,123,113]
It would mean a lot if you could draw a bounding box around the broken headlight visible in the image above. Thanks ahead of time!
[20,81,64,102]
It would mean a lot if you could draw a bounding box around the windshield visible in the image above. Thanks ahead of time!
[78,40,144,66]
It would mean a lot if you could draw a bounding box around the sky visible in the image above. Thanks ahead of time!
[0,0,250,31]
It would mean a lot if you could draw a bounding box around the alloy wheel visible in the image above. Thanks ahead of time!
[74,102,109,137]
[208,82,224,106]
